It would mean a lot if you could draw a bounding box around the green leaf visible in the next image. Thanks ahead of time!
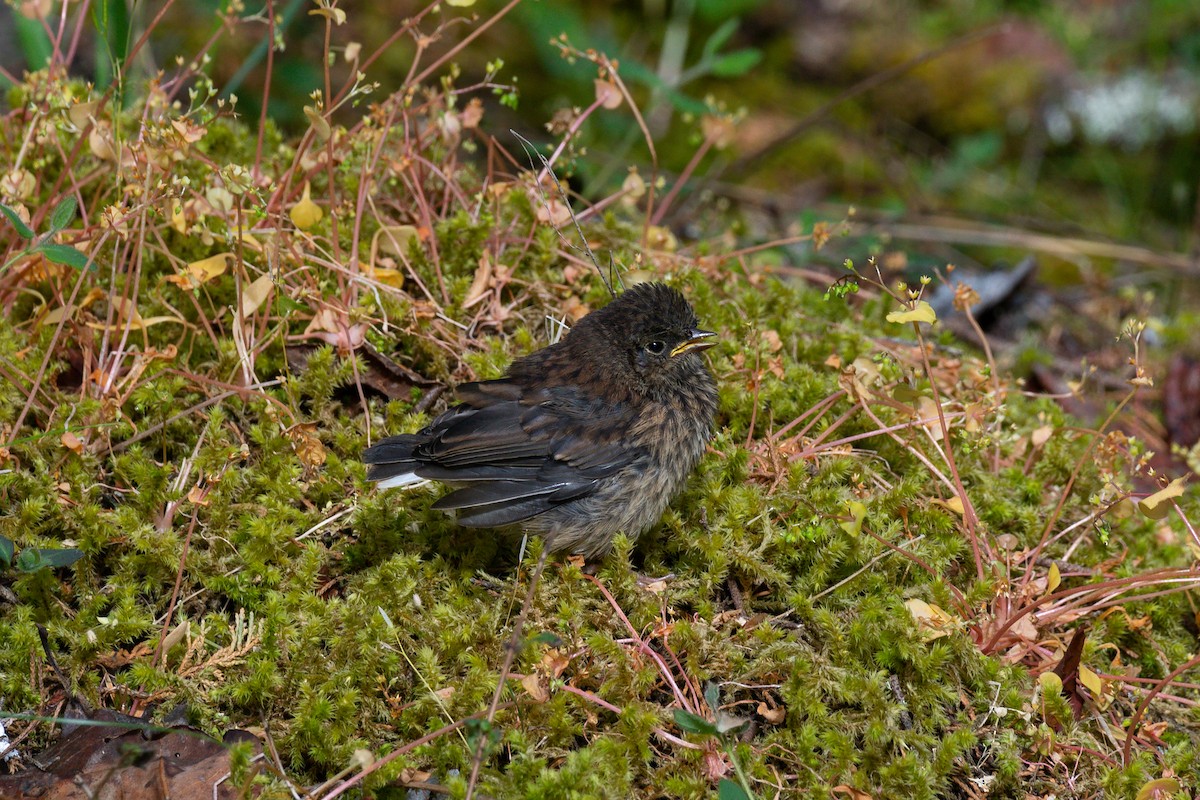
[16,547,85,573]
[0,202,36,239]
[718,779,752,800]
[33,243,92,271]
[529,631,563,647]
[840,500,867,537]
[48,196,77,232]
[702,18,740,60]
[709,48,762,78]
[12,13,53,72]
[92,0,131,89]
[673,709,718,736]
[704,681,720,711]
[0,536,13,568]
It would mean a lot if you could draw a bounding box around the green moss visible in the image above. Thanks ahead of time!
[1,46,1197,800]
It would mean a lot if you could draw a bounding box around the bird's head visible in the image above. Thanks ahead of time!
[573,282,717,397]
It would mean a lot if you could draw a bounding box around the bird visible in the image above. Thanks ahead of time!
[363,282,719,560]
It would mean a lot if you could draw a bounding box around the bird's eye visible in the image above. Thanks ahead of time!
[646,340,666,354]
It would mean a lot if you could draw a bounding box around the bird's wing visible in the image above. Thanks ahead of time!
[411,382,644,527]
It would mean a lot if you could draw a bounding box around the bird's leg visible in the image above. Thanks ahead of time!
[464,545,550,800]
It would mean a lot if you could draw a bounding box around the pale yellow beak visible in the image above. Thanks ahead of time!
[670,329,718,357]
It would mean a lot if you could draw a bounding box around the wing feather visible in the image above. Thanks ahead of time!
[368,381,644,526]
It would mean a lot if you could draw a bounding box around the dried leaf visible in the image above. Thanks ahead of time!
[161,619,190,654]
[933,495,965,516]
[1138,476,1186,520]
[461,98,484,128]
[1009,614,1038,642]
[285,422,327,469]
[540,649,570,679]
[240,274,275,317]
[1031,425,1054,447]
[371,224,419,258]
[1,168,35,200]
[535,198,571,226]
[831,786,873,800]
[521,673,549,702]
[463,253,494,308]
[303,105,332,141]
[594,78,622,110]
[756,701,785,724]
[68,100,99,129]
[61,431,84,454]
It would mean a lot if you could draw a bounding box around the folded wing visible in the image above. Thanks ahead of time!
[364,381,642,527]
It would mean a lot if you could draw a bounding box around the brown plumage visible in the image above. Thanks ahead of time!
[363,282,719,559]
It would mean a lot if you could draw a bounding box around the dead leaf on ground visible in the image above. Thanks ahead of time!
[285,422,326,469]
[0,710,260,800]
[521,673,549,702]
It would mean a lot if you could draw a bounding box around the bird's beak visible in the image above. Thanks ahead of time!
[670,329,718,357]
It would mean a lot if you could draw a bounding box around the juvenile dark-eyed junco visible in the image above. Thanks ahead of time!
[363,282,719,559]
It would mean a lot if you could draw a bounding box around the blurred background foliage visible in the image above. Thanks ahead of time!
[7,0,1200,252]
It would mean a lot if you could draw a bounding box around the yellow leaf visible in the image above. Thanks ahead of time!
[1038,670,1063,696]
[303,105,332,142]
[370,224,419,259]
[1137,778,1181,800]
[1047,562,1061,593]
[840,500,866,536]
[1077,664,1102,696]
[186,253,231,285]
[1138,476,1187,520]
[308,6,346,24]
[933,495,964,516]
[168,198,187,234]
[904,598,956,640]
[886,300,937,326]
[290,182,324,231]
[240,274,275,317]
[445,0,475,5]
[61,431,84,454]
[364,263,405,289]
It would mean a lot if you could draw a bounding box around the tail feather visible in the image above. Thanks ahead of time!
[364,434,426,488]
